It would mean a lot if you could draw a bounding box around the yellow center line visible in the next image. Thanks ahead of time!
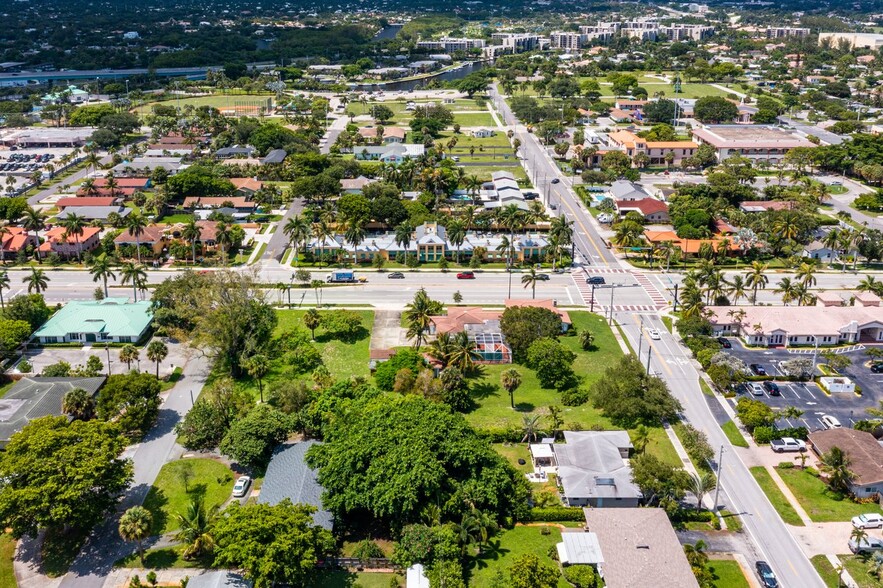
[560,187,608,264]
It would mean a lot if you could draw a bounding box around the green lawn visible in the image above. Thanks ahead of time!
[142,458,235,535]
[271,309,373,381]
[466,525,570,588]
[317,571,403,588]
[811,555,842,588]
[158,213,197,224]
[464,312,622,430]
[114,544,207,569]
[453,112,497,127]
[493,443,533,474]
[749,466,805,526]
[721,421,749,448]
[0,535,15,588]
[709,558,750,588]
[840,554,883,588]
[776,467,883,523]
[454,165,527,182]
[133,93,274,115]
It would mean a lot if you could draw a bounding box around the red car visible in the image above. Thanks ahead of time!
[457,271,475,279]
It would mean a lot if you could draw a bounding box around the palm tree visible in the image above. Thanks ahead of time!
[175,498,217,561]
[147,340,169,379]
[119,344,139,371]
[859,275,883,296]
[89,254,117,298]
[118,506,153,566]
[427,332,454,368]
[182,219,202,265]
[23,266,48,294]
[632,424,650,453]
[520,413,545,443]
[120,262,147,302]
[125,213,148,264]
[745,261,769,304]
[395,221,414,262]
[726,275,748,305]
[775,277,798,306]
[820,446,855,494]
[447,219,467,263]
[793,282,815,307]
[0,270,9,310]
[20,207,46,261]
[796,262,818,288]
[851,526,869,549]
[448,331,481,374]
[60,212,86,262]
[215,222,233,265]
[521,267,541,299]
[283,214,311,266]
[62,387,95,420]
[501,368,522,409]
[688,471,717,510]
[404,288,439,349]
[303,307,322,339]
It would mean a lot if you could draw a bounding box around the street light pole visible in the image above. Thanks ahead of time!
[590,283,596,313]
[646,344,652,372]
[713,444,725,512]
[608,284,615,325]
[638,315,644,357]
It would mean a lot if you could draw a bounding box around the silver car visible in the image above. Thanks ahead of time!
[232,475,252,498]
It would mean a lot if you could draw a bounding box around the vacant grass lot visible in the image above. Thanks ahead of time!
[840,554,883,588]
[134,93,274,115]
[454,165,528,182]
[721,420,749,448]
[453,112,497,127]
[318,571,402,588]
[273,309,373,379]
[749,466,805,526]
[776,467,883,523]
[709,558,750,588]
[466,525,570,588]
[142,458,235,535]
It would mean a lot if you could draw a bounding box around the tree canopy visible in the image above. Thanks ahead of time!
[499,306,563,362]
[590,355,682,426]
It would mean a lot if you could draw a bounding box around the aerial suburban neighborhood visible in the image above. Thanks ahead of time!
[6,0,883,587]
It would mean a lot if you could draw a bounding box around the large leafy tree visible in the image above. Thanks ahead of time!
[508,554,560,588]
[590,355,682,426]
[0,416,132,538]
[525,338,576,390]
[499,306,562,362]
[96,372,161,440]
[306,395,530,533]
[219,404,293,469]
[2,293,51,330]
[211,501,335,588]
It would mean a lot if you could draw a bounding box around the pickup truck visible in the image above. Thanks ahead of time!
[770,438,807,453]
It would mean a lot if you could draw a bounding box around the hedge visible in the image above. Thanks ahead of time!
[475,428,524,443]
[528,507,586,522]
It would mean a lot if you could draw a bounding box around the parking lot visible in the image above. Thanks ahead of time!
[0,146,81,195]
[723,340,879,431]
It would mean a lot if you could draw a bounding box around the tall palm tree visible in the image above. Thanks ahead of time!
[427,332,454,368]
[182,219,202,265]
[775,277,798,306]
[175,498,217,561]
[501,368,522,409]
[395,221,414,263]
[89,254,117,298]
[0,270,9,310]
[119,344,139,370]
[283,214,311,266]
[859,275,883,296]
[726,275,748,305]
[120,262,147,302]
[23,266,48,294]
[404,288,439,349]
[62,387,95,420]
[448,331,481,374]
[744,261,769,304]
[215,222,233,265]
[118,506,153,566]
[792,282,815,306]
[521,267,541,299]
[820,446,854,494]
[688,471,717,510]
[125,213,148,264]
[20,207,46,261]
[796,262,817,288]
[60,212,86,262]
[447,219,467,263]
[147,340,169,379]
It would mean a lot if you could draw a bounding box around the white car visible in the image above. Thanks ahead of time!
[647,328,661,340]
[232,475,252,498]
[750,383,765,396]
[853,513,883,529]
[821,415,842,430]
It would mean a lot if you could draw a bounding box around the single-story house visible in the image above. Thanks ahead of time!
[230,178,262,198]
[532,431,640,508]
[582,509,700,587]
[39,226,102,258]
[94,177,150,191]
[472,128,496,138]
[32,298,153,345]
[608,180,651,201]
[803,240,838,263]
[182,196,257,212]
[0,377,106,447]
[705,302,883,346]
[55,206,131,222]
[215,146,255,159]
[353,144,425,164]
[614,198,669,222]
[114,220,223,256]
[809,428,883,497]
[739,200,798,213]
[262,149,287,165]
[258,440,333,530]
[56,197,121,210]
[358,127,408,144]
[340,176,376,194]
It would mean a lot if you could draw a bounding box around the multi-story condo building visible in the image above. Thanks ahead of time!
[766,27,811,39]
[416,37,486,52]
[550,32,585,51]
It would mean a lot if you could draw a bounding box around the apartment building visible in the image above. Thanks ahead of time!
[550,32,585,51]
[819,32,883,50]
[766,27,811,39]
[690,125,813,164]
[416,37,486,52]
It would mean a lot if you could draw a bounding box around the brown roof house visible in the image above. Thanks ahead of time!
[809,428,883,498]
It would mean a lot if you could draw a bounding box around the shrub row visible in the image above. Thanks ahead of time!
[527,507,586,522]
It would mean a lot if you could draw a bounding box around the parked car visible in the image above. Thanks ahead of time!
[750,383,765,396]
[232,475,252,498]
[850,536,883,555]
[750,364,767,376]
[456,271,475,280]
[586,276,605,285]
[872,363,883,374]
[717,337,731,349]
[647,328,661,340]
[755,561,779,588]
[770,438,806,453]
[853,513,883,529]
[821,414,842,429]
[387,272,405,279]
[762,381,780,396]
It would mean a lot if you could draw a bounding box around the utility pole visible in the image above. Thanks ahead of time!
[638,315,644,357]
[608,285,615,325]
[713,445,724,511]
[590,283,597,313]
[646,344,652,372]
[672,283,679,313]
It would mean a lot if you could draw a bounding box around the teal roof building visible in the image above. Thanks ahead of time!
[32,298,153,344]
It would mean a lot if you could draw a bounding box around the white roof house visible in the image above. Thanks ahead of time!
[557,531,605,566]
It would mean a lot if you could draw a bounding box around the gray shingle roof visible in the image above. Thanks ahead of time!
[258,440,333,530]
[0,377,105,446]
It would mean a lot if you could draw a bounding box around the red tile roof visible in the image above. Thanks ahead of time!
[57,197,119,209]
[616,198,668,216]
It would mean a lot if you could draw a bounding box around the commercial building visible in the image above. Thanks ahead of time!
[766,27,811,39]
[819,32,883,50]
[809,429,883,498]
[690,125,814,164]
[32,298,153,345]
[607,130,698,165]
